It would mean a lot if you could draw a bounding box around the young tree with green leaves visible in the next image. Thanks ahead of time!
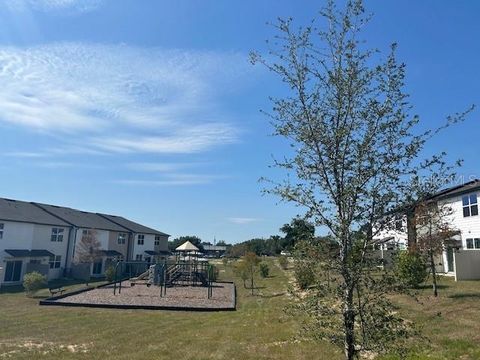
[243,252,261,295]
[251,1,472,358]
[415,200,458,297]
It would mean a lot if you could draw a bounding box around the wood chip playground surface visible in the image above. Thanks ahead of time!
[39,282,236,311]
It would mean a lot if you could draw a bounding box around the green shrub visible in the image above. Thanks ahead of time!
[396,251,427,288]
[278,256,288,270]
[259,263,270,278]
[105,266,116,282]
[222,257,228,268]
[23,272,47,296]
[294,261,316,290]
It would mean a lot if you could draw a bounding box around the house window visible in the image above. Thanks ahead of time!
[394,216,403,231]
[466,238,480,249]
[0,223,3,239]
[51,228,64,242]
[137,234,144,245]
[154,235,160,246]
[135,254,143,261]
[118,233,126,245]
[49,255,61,269]
[462,194,478,217]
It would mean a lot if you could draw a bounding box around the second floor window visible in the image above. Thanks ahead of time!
[0,223,3,239]
[51,228,64,242]
[462,194,478,217]
[118,233,126,245]
[154,235,160,246]
[137,234,144,245]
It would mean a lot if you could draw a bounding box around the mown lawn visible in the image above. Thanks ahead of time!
[0,260,479,359]
[0,259,340,360]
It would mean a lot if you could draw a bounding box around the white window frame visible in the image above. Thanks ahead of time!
[466,238,480,250]
[462,194,478,217]
[154,235,160,246]
[137,234,145,245]
[135,254,143,261]
[118,233,126,245]
[0,223,3,239]
[49,255,61,269]
[51,228,64,242]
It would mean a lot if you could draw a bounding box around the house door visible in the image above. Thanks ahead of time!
[447,248,454,272]
[4,260,22,282]
[92,261,103,275]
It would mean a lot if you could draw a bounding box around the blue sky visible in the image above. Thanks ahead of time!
[0,0,478,243]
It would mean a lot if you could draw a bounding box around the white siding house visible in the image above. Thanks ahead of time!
[374,179,480,280]
[0,198,169,286]
[0,199,71,286]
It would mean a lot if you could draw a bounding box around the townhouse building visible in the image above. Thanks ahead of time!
[0,198,169,286]
[374,179,480,280]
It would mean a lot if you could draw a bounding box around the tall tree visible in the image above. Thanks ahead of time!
[280,217,315,249]
[251,1,472,358]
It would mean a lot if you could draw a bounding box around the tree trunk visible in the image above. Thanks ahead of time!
[430,251,438,297]
[251,273,254,295]
[343,285,356,360]
[406,209,417,249]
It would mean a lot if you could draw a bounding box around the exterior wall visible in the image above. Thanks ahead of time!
[0,221,70,285]
[132,233,156,261]
[439,193,480,249]
[107,231,129,259]
[372,215,408,249]
[154,235,169,253]
[32,224,70,280]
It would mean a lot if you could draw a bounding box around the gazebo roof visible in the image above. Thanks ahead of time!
[175,241,199,252]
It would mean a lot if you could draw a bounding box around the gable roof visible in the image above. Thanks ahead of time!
[0,198,70,227]
[431,179,480,201]
[33,203,128,232]
[97,213,169,236]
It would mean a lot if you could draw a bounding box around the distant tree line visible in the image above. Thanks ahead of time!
[225,218,332,257]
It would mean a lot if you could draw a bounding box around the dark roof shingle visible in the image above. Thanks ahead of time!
[0,199,69,226]
[98,214,169,236]
[33,203,127,232]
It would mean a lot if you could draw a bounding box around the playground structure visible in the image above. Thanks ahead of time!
[112,259,216,299]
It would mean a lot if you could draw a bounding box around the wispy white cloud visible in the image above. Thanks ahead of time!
[114,174,228,187]
[227,217,260,225]
[0,43,248,154]
[2,0,104,13]
[4,151,47,158]
[127,162,202,172]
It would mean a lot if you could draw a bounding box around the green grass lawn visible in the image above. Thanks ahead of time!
[0,259,339,360]
[0,260,479,359]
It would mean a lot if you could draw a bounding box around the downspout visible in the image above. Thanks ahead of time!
[64,226,73,277]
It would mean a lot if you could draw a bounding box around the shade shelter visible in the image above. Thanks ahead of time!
[175,241,200,262]
[175,241,199,252]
